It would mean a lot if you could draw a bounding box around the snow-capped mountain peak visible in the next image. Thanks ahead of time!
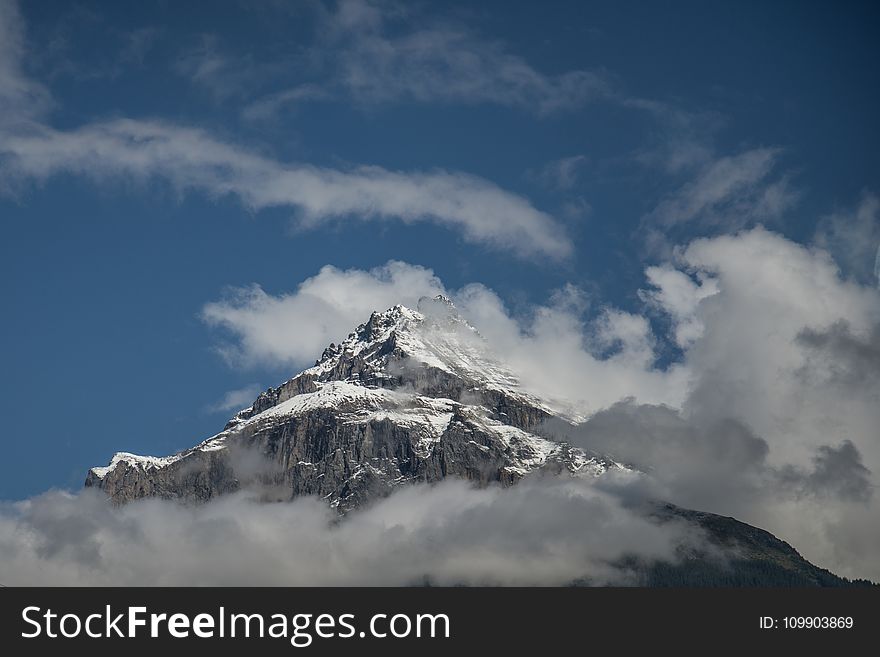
[218,296,549,429]
[86,300,624,510]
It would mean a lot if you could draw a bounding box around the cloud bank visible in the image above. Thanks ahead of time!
[0,478,700,586]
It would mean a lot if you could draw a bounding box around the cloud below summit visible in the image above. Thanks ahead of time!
[0,479,698,586]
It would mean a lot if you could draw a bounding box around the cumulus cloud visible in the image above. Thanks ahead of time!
[796,320,880,388]
[794,441,873,503]
[0,1,571,260]
[637,228,879,580]
[0,479,700,586]
[639,265,719,349]
[547,403,771,513]
[201,259,689,413]
[677,228,880,469]
[454,285,690,417]
[202,261,446,367]
[544,399,877,581]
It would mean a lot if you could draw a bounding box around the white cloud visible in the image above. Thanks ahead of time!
[661,228,880,580]
[453,284,690,418]
[202,261,446,368]
[646,148,796,228]
[0,119,572,259]
[544,227,880,580]
[207,384,262,414]
[624,98,720,175]
[0,478,697,586]
[175,34,290,103]
[327,0,607,113]
[241,84,330,122]
[242,0,608,118]
[678,228,880,463]
[640,265,719,349]
[201,259,689,414]
[0,1,572,261]
[3,0,879,583]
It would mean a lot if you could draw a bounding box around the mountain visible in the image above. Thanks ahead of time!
[86,296,620,510]
[85,296,867,586]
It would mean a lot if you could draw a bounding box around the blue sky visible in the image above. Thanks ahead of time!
[1,0,879,500]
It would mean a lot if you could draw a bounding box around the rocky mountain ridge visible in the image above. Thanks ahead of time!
[86,296,619,510]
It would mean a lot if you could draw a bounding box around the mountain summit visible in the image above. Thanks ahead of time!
[87,298,618,509]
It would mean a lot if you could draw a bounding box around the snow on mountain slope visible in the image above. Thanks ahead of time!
[224,295,560,427]
[86,296,626,509]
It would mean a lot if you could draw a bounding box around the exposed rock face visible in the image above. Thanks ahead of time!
[86,297,619,509]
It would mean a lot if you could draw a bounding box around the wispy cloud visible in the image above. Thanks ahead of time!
[815,192,880,285]
[2,120,572,259]
[0,0,572,261]
[174,34,275,102]
[241,84,330,122]
[22,4,162,84]
[206,384,262,414]
[241,0,610,120]
[528,155,588,191]
[645,147,795,228]
[626,98,720,175]
[0,0,50,126]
